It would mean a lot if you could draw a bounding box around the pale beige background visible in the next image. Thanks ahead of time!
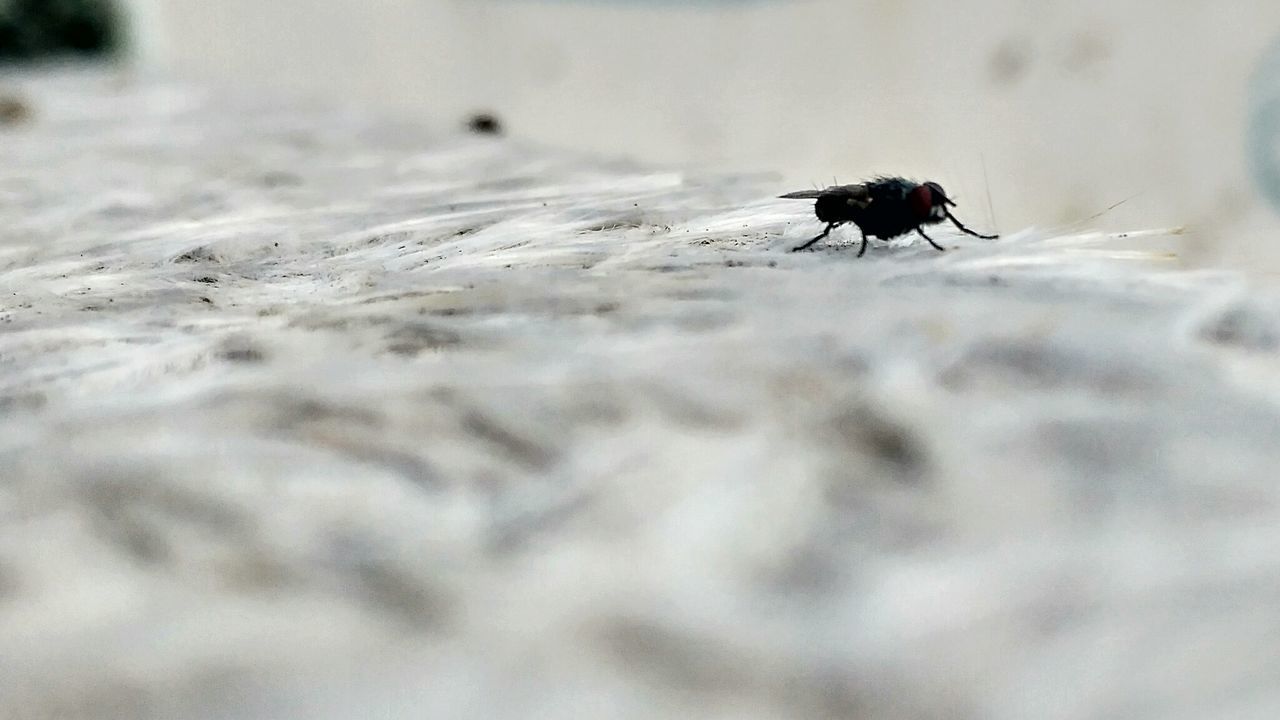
[120,0,1280,269]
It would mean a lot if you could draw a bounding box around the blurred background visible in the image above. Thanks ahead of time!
[8,0,1280,267]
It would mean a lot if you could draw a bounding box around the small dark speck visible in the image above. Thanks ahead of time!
[1063,31,1113,74]
[260,171,302,188]
[431,307,470,317]
[219,347,267,364]
[195,276,218,284]
[989,37,1033,85]
[1200,305,1279,352]
[829,405,929,479]
[0,561,21,598]
[385,323,462,356]
[466,112,503,135]
[199,297,213,304]
[274,242,280,247]
[0,94,31,126]
[175,246,221,264]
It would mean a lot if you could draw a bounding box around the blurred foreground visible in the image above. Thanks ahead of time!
[1,68,1279,719]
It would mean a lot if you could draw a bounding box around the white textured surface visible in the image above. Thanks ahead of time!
[1,68,1279,719]
[120,0,1280,266]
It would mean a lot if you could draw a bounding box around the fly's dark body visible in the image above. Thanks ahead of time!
[780,177,998,256]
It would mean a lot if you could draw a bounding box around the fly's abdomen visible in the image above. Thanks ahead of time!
[813,194,852,224]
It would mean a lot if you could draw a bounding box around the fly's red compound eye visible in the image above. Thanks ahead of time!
[908,185,934,219]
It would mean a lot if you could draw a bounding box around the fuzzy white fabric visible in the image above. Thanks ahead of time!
[1,68,1278,720]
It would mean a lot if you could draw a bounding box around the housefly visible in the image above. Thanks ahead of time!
[780,177,998,256]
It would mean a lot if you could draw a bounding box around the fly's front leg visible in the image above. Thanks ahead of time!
[916,227,946,252]
[945,210,998,240]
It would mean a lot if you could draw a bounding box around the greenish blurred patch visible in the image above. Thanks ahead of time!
[0,0,118,62]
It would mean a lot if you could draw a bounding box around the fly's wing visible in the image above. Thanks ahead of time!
[836,183,873,208]
[779,183,873,203]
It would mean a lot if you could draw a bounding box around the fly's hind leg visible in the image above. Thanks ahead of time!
[792,222,836,252]
[857,230,870,258]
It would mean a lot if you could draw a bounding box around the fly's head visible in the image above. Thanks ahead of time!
[908,181,955,224]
